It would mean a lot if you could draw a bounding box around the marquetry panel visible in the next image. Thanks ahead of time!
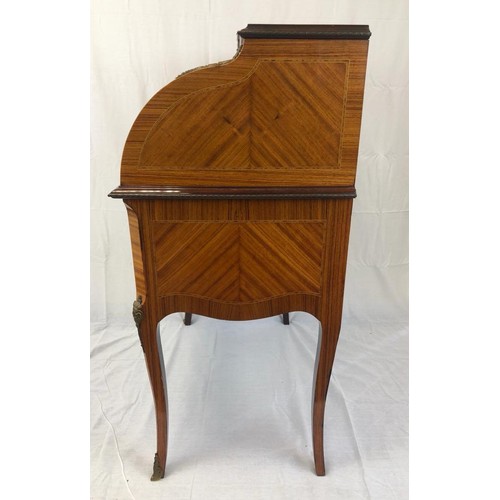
[140,60,347,170]
[119,38,368,187]
[153,221,324,302]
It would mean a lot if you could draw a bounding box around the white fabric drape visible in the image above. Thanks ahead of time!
[91,1,408,498]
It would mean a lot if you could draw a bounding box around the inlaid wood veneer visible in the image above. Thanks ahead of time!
[110,23,370,481]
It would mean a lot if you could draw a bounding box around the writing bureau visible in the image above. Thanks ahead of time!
[109,24,371,480]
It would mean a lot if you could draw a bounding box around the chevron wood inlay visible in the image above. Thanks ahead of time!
[250,60,347,168]
[140,60,347,171]
[154,222,240,301]
[141,82,251,169]
[239,221,323,300]
[153,221,324,301]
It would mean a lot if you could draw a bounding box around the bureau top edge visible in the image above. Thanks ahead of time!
[237,24,371,40]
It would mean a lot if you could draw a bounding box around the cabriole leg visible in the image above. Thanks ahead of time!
[133,296,168,480]
[311,317,341,476]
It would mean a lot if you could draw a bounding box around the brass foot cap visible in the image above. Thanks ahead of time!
[150,453,165,481]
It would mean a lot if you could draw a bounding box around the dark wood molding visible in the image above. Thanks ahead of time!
[108,185,356,200]
[238,24,371,40]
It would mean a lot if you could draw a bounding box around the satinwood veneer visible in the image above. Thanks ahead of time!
[110,23,370,480]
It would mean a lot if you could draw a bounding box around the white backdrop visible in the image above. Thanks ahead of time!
[91,1,408,499]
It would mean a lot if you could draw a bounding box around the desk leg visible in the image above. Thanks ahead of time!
[133,296,168,480]
[312,317,340,476]
[311,198,351,475]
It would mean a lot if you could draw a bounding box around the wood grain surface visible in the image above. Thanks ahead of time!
[118,37,368,188]
[139,60,347,170]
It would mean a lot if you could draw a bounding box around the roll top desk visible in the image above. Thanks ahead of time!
[109,23,371,480]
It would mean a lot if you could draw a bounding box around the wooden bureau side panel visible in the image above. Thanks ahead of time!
[120,39,368,188]
[151,199,326,313]
[126,199,352,324]
[152,221,324,302]
[140,60,347,171]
